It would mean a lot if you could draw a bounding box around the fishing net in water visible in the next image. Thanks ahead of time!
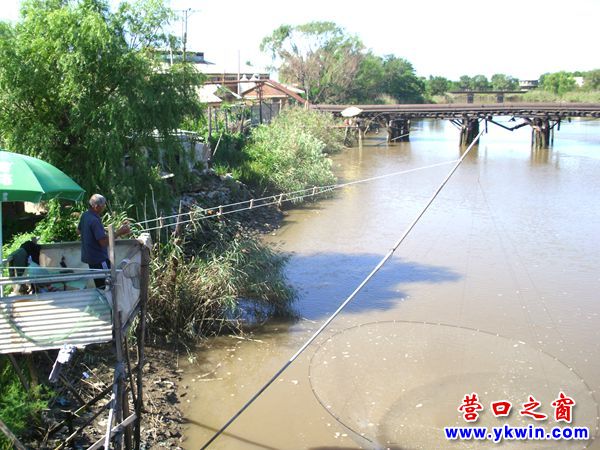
[309,321,599,449]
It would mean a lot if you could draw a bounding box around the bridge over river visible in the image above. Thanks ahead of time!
[312,102,600,148]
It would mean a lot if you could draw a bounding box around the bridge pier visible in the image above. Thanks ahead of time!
[387,119,410,142]
[530,118,552,149]
[459,118,480,146]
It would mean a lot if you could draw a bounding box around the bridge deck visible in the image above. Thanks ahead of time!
[312,102,600,119]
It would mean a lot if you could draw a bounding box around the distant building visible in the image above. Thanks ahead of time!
[158,50,270,94]
[241,80,305,105]
[574,76,585,87]
[160,51,305,114]
[519,79,539,90]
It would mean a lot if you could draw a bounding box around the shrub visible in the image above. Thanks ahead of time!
[241,107,341,194]
[267,107,345,154]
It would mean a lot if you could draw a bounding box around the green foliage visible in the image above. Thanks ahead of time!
[350,53,386,102]
[0,357,48,447]
[32,200,84,243]
[583,69,600,90]
[269,107,344,154]
[380,55,425,103]
[540,71,576,95]
[455,74,491,91]
[471,74,490,91]
[458,75,472,90]
[261,22,364,103]
[451,73,521,92]
[0,0,204,211]
[261,21,432,104]
[490,73,519,91]
[348,53,425,104]
[241,108,340,194]
[207,108,342,195]
[210,132,247,168]
[426,76,451,96]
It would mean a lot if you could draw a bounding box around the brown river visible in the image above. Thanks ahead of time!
[181,118,600,449]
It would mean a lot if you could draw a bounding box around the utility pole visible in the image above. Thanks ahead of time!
[174,8,198,62]
[182,8,190,62]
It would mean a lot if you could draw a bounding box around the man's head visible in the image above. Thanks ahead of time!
[89,194,107,214]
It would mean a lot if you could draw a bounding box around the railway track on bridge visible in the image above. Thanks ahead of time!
[312,102,600,119]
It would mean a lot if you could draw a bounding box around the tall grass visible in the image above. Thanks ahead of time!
[435,90,600,104]
[522,89,600,103]
[147,214,296,341]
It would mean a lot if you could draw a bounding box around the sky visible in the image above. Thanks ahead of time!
[1,0,599,81]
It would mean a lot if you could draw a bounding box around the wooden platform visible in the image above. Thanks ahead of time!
[0,288,112,354]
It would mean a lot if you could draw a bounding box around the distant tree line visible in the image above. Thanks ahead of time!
[261,21,600,104]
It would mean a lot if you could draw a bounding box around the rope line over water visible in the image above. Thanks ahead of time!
[135,160,459,234]
[199,130,485,449]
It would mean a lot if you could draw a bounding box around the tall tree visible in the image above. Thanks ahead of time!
[539,71,576,95]
[381,55,425,103]
[260,22,364,104]
[583,69,600,90]
[426,76,451,96]
[348,52,385,103]
[348,53,426,104]
[0,0,203,205]
[458,75,473,90]
[471,74,490,91]
[490,73,519,91]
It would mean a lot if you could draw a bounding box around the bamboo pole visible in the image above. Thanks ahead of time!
[0,418,27,450]
[47,384,113,437]
[54,402,110,450]
[88,414,137,450]
[134,245,150,449]
[8,354,29,391]
[108,226,124,449]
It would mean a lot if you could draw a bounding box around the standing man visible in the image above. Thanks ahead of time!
[78,194,130,288]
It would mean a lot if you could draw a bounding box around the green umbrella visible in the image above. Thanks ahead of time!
[0,150,85,278]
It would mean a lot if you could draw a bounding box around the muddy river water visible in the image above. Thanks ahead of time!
[181,118,600,449]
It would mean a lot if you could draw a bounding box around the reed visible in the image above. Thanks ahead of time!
[147,214,296,342]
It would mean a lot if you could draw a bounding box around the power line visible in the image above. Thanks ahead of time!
[134,159,459,234]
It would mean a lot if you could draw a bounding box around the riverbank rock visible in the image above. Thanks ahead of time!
[181,168,283,234]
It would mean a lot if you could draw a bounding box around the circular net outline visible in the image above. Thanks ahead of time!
[308,320,600,449]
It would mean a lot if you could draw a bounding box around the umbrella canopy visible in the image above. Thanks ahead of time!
[0,151,84,202]
[340,106,363,118]
[0,150,85,282]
